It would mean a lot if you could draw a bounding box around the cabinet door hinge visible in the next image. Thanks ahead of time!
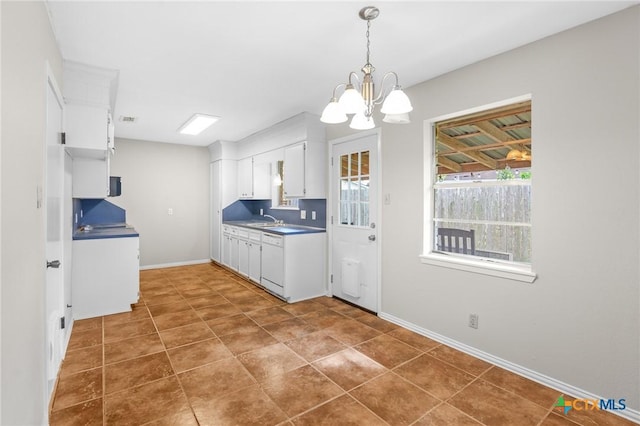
[60,132,66,145]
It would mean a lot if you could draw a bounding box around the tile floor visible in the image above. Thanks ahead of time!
[49,263,633,426]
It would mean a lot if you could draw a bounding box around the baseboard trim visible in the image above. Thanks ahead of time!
[140,259,211,270]
[378,312,640,424]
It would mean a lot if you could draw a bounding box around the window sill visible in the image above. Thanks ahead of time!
[270,206,299,211]
[419,252,537,283]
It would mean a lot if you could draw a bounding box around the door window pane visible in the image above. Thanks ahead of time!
[339,151,370,228]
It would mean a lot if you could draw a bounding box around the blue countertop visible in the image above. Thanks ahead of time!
[73,223,139,240]
[225,221,326,235]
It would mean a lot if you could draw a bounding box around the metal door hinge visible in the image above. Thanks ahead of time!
[60,317,65,329]
[330,274,333,283]
[60,132,66,145]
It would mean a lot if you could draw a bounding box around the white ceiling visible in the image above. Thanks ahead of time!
[46,1,636,147]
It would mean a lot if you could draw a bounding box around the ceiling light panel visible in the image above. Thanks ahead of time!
[178,113,220,135]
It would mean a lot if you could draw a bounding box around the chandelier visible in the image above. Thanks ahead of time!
[320,6,413,130]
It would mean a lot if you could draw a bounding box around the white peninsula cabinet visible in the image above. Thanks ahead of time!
[72,236,139,320]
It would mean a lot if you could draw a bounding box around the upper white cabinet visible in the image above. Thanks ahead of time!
[65,104,113,155]
[237,157,272,199]
[66,103,114,198]
[63,61,119,199]
[283,141,325,199]
[237,157,253,198]
[253,161,272,199]
[283,142,305,198]
[72,157,110,198]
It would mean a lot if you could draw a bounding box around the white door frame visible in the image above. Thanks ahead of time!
[327,128,382,314]
[44,62,66,404]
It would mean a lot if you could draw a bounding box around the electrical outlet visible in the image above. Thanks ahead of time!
[168,208,173,216]
[311,211,316,220]
[300,210,307,219]
[469,314,479,329]
[260,208,264,216]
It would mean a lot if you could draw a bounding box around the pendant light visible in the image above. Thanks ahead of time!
[320,6,412,129]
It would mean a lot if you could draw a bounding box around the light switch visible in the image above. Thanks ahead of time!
[168,208,173,215]
[384,193,391,205]
[311,211,316,220]
[300,210,307,219]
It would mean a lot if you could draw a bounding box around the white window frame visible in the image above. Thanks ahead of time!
[420,95,537,283]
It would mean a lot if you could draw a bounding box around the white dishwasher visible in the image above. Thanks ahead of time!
[261,233,284,298]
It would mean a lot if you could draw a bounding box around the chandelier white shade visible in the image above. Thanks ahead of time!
[320,6,412,129]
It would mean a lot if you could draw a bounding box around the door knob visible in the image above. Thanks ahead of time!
[47,260,61,268]
[368,234,376,241]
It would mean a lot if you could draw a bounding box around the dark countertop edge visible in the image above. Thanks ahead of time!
[224,221,326,235]
[73,232,139,241]
[73,224,139,240]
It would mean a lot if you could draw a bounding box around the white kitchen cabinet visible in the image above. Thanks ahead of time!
[65,103,112,152]
[247,231,262,283]
[66,103,115,198]
[221,225,239,270]
[225,226,262,284]
[72,236,139,320]
[261,231,325,302]
[211,160,237,263]
[252,162,272,200]
[237,157,272,200]
[237,157,253,198]
[72,156,110,198]
[283,141,326,199]
[237,228,250,276]
[283,142,305,198]
[221,228,231,267]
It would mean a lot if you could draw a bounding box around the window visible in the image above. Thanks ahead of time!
[273,160,299,209]
[340,150,370,227]
[422,96,535,282]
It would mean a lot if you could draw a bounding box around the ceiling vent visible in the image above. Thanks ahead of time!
[119,116,137,123]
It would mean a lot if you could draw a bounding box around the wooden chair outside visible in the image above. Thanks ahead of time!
[436,228,476,255]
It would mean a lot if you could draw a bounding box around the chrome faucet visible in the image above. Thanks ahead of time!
[263,214,284,225]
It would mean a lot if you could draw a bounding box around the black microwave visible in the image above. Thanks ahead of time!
[109,176,121,197]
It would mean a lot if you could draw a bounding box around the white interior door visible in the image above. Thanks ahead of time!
[45,75,65,395]
[330,132,379,312]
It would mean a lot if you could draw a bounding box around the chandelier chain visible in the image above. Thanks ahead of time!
[366,19,371,66]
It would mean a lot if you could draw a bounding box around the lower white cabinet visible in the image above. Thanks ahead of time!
[72,236,139,319]
[261,231,325,302]
[222,224,326,302]
[247,232,262,283]
[224,226,262,284]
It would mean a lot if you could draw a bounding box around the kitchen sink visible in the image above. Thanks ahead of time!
[250,222,283,228]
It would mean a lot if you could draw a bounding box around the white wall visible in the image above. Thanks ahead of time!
[328,6,640,413]
[0,1,63,424]
[110,138,210,268]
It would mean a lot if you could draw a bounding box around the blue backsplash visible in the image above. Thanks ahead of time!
[73,199,126,227]
[223,199,326,228]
